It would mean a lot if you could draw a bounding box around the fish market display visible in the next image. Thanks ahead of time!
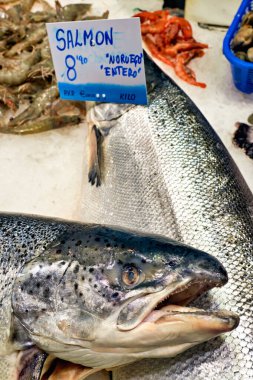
[0,213,237,380]
[134,10,208,87]
[82,57,253,380]
[231,10,253,61]
[233,122,253,159]
[0,0,108,134]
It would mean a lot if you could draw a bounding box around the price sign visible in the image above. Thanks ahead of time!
[46,18,147,105]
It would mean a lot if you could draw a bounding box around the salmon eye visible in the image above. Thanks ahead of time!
[122,265,140,286]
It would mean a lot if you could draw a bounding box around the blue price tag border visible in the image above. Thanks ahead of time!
[58,82,147,105]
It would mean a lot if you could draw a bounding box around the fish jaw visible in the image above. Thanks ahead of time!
[91,285,239,368]
[116,245,229,331]
[115,270,235,334]
[87,267,238,368]
[145,305,239,334]
[94,307,239,358]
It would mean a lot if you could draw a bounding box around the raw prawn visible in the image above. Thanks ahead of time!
[49,99,85,117]
[0,50,41,86]
[167,16,193,40]
[55,1,91,21]
[164,23,179,45]
[28,11,57,23]
[164,41,208,57]
[27,40,54,80]
[133,11,158,23]
[175,50,206,88]
[139,10,170,35]
[28,58,54,80]
[82,11,110,21]
[9,85,59,126]
[0,0,106,135]
[1,115,80,135]
[134,9,169,23]
[134,9,208,88]
[0,85,18,111]
[143,36,175,68]
[5,26,47,57]
[141,18,170,35]
[0,20,18,40]
[14,82,45,96]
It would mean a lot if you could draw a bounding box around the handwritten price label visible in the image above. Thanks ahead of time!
[46,18,147,105]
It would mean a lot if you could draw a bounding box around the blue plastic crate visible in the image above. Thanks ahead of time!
[223,0,253,93]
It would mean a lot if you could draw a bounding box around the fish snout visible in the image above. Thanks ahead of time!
[219,311,240,331]
[161,248,228,307]
[196,252,228,286]
[180,248,228,288]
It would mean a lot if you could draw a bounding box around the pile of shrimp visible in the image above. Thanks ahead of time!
[0,0,108,134]
[134,10,208,88]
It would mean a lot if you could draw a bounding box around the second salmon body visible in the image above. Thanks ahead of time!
[84,58,253,380]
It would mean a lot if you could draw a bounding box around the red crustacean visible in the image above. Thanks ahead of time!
[164,23,180,45]
[143,35,175,68]
[133,11,159,23]
[175,50,206,88]
[141,18,171,35]
[134,9,208,88]
[166,16,193,40]
[140,9,170,35]
[164,41,209,57]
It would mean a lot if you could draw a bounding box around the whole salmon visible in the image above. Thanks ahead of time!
[82,57,253,380]
[0,215,236,379]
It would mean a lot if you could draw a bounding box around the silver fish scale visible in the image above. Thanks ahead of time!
[81,78,253,379]
[0,214,68,355]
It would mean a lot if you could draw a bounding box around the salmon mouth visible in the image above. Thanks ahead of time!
[144,279,240,333]
[155,279,218,309]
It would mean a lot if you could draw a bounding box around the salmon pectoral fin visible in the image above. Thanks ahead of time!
[87,124,103,187]
[42,359,110,380]
[16,347,48,380]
